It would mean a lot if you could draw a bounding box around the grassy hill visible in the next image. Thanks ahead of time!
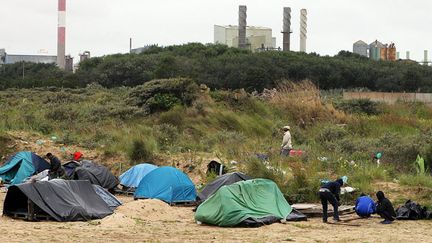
[0,79,431,206]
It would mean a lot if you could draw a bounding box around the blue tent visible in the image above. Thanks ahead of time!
[0,152,51,185]
[134,166,196,203]
[119,163,158,188]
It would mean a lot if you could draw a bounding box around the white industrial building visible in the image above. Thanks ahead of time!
[214,25,277,51]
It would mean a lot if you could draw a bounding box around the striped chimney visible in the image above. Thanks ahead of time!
[57,0,66,70]
[300,9,307,52]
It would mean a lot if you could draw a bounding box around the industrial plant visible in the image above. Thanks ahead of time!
[0,0,78,72]
[214,5,308,53]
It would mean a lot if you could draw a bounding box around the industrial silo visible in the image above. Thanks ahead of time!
[353,40,368,57]
[369,40,385,60]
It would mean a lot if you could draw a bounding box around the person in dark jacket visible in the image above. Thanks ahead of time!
[355,193,376,218]
[319,178,344,223]
[46,153,66,179]
[376,191,396,224]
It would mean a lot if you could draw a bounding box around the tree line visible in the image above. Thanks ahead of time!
[1,43,432,92]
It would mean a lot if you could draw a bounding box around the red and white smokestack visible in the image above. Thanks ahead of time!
[57,0,66,70]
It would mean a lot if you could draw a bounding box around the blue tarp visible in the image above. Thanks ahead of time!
[0,152,50,185]
[134,166,196,203]
[119,163,158,188]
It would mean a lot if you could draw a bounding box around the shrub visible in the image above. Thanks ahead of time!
[128,139,155,165]
[335,99,380,115]
[128,78,199,113]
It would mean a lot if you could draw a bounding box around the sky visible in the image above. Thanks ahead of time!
[1,0,432,62]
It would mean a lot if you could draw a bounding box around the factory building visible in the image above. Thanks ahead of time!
[0,49,57,65]
[214,25,277,52]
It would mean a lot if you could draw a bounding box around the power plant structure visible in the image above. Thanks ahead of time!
[238,5,248,49]
[57,0,66,70]
[353,40,396,61]
[299,9,308,52]
[214,6,308,53]
[282,7,292,52]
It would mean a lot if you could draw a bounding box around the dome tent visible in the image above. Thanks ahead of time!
[134,166,196,204]
[0,151,50,185]
[119,163,158,188]
[198,172,252,202]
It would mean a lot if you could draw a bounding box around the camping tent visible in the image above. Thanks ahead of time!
[3,180,113,221]
[198,172,252,201]
[134,166,196,204]
[195,179,292,227]
[0,152,51,185]
[119,163,158,188]
[72,160,119,190]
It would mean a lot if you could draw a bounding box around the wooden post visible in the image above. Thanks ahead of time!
[27,199,34,221]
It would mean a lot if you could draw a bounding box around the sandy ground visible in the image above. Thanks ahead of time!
[0,193,431,243]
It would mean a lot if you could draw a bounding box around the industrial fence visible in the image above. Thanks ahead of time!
[343,92,432,104]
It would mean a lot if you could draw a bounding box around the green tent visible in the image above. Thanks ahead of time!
[195,179,292,227]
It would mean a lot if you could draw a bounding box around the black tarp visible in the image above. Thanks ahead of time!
[396,200,431,220]
[286,209,308,221]
[198,172,252,201]
[3,180,113,221]
[236,209,307,227]
[92,185,122,210]
[73,160,119,190]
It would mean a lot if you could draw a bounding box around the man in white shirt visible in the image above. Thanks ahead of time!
[281,126,292,156]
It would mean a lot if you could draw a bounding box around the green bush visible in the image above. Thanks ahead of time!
[399,174,432,188]
[128,139,155,165]
[335,99,380,115]
[128,78,199,114]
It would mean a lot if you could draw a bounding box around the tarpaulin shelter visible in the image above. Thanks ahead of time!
[195,179,292,227]
[92,185,122,210]
[0,152,50,185]
[71,161,119,190]
[3,180,113,221]
[198,172,252,201]
[134,166,196,204]
[63,161,81,178]
[119,163,158,188]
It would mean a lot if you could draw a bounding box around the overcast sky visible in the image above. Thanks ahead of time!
[1,0,431,62]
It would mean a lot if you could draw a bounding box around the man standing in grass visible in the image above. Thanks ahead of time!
[376,191,396,224]
[319,178,344,223]
[280,126,292,156]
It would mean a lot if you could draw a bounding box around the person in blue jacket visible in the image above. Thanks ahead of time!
[355,193,376,218]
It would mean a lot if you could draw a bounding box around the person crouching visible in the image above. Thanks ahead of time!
[376,191,396,224]
[355,193,376,218]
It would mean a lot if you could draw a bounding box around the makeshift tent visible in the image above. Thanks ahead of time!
[119,163,158,188]
[0,152,51,185]
[72,160,119,190]
[198,172,252,201]
[134,166,196,204]
[195,179,292,227]
[92,185,122,210]
[63,161,81,177]
[3,180,113,221]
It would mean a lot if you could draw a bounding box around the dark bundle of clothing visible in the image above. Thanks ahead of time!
[396,200,432,220]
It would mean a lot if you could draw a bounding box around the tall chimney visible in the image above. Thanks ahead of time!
[424,50,428,65]
[282,7,291,52]
[406,51,410,60]
[238,5,247,49]
[300,9,307,52]
[57,0,66,70]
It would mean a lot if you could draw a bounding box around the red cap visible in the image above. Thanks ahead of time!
[73,151,82,161]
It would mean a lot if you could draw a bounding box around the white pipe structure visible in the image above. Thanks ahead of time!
[300,9,307,52]
[57,0,66,70]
